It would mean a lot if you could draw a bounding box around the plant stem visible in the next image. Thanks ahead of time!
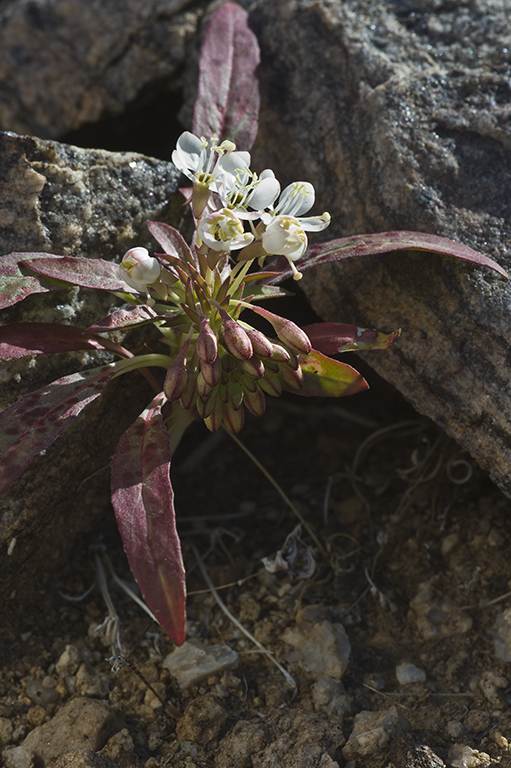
[224,428,328,560]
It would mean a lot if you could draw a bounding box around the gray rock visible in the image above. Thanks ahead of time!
[248,0,511,498]
[396,662,427,685]
[493,608,511,661]
[410,580,472,639]
[0,0,196,138]
[163,638,239,689]
[283,618,351,680]
[0,132,180,613]
[342,706,403,761]
[2,697,123,767]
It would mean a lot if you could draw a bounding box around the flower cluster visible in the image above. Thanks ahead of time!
[116,131,331,433]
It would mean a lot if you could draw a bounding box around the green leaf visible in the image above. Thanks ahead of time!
[293,350,369,397]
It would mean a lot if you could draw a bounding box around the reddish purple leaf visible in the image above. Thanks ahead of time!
[303,323,401,355]
[20,256,128,291]
[147,221,194,265]
[0,252,65,309]
[0,365,114,494]
[193,2,260,151]
[267,231,509,283]
[291,350,369,398]
[111,394,186,646]
[86,305,159,333]
[0,323,108,360]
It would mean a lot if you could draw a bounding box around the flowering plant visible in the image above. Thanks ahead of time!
[0,3,507,646]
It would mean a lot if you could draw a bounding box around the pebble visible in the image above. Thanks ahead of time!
[410,580,472,639]
[176,693,228,745]
[0,716,13,745]
[342,706,402,760]
[282,619,351,680]
[55,645,81,677]
[163,639,239,689]
[312,675,353,716]
[479,670,508,706]
[2,697,124,767]
[396,662,426,685]
[492,608,511,661]
[448,744,492,768]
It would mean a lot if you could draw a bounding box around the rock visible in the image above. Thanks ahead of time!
[0,131,180,616]
[395,663,426,686]
[410,580,472,639]
[283,618,351,680]
[448,745,492,768]
[0,0,196,139]
[163,638,239,689]
[312,675,353,716]
[492,608,511,661]
[214,708,345,768]
[2,697,124,767]
[478,670,508,706]
[176,693,228,745]
[388,734,446,768]
[342,707,404,761]
[248,0,511,499]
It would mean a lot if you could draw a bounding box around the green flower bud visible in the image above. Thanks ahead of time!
[270,343,291,363]
[225,379,243,408]
[223,402,245,433]
[259,373,283,397]
[242,383,266,417]
[196,386,219,419]
[204,397,224,432]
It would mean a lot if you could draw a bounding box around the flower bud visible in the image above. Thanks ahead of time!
[242,383,266,417]
[245,328,273,358]
[179,355,198,410]
[200,356,222,387]
[249,305,311,354]
[223,402,245,433]
[120,247,161,293]
[163,339,190,401]
[197,387,219,420]
[259,373,283,397]
[239,355,265,379]
[218,307,253,360]
[204,397,224,433]
[196,316,218,363]
[278,363,304,390]
[197,371,212,399]
[225,379,243,408]
[269,343,291,363]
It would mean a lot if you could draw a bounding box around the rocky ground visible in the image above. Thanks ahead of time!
[2,359,511,767]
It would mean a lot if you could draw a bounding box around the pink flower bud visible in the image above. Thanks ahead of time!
[218,307,253,360]
[249,305,311,354]
[245,328,273,358]
[164,340,190,401]
[278,364,304,390]
[120,247,161,293]
[200,356,222,387]
[239,356,265,379]
[197,316,218,363]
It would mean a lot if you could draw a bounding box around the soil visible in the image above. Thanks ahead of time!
[2,359,511,767]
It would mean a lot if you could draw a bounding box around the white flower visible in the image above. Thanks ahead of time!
[198,208,255,252]
[260,209,331,280]
[120,247,161,293]
[218,163,281,212]
[274,181,316,217]
[172,131,245,190]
